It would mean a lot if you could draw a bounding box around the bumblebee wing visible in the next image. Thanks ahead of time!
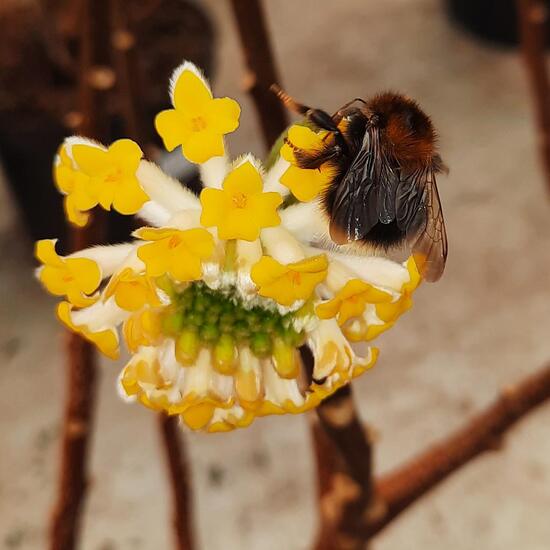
[330,130,398,243]
[397,167,447,282]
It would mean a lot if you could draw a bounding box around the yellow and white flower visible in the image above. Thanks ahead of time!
[36,61,425,432]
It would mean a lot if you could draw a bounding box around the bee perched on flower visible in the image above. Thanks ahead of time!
[36,61,424,432]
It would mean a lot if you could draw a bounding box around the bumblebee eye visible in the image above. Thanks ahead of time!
[404,111,416,132]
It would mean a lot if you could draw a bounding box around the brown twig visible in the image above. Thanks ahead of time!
[49,0,113,548]
[312,386,379,550]
[368,362,550,537]
[228,0,289,149]
[517,0,550,193]
[109,5,196,547]
[158,415,196,550]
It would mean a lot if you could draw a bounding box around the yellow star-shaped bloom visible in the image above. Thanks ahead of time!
[155,64,240,164]
[280,125,335,202]
[200,161,282,241]
[316,278,393,326]
[103,268,161,311]
[251,254,328,306]
[35,239,101,307]
[134,226,215,282]
[72,139,148,215]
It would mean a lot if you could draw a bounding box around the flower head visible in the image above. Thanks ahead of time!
[155,63,240,164]
[251,254,328,306]
[134,227,215,282]
[35,239,101,307]
[200,160,282,240]
[280,125,335,201]
[72,139,148,215]
[36,60,430,432]
[54,145,96,227]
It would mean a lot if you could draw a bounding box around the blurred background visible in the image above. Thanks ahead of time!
[2,0,550,548]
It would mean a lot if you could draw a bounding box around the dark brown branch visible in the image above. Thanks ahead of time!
[158,415,195,550]
[109,6,196,546]
[49,0,113,548]
[368,362,550,537]
[517,0,550,193]
[312,386,379,550]
[228,0,289,149]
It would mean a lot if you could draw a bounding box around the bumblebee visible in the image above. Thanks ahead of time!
[273,87,448,282]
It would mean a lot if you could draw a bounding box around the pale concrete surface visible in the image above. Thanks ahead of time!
[2,0,550,549]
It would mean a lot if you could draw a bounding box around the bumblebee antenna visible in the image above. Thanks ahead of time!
[270,84,349,154]
[270,84,309,116]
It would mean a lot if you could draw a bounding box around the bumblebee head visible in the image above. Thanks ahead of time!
[365,92,437,162]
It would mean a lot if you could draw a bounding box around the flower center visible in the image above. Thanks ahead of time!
[168,235,182,249]
[160,282,305,361]
[231,192,248,209]
[190,116,207,132]
[289,271,301,285]
[62,273,74,283]
[104,167,123,183]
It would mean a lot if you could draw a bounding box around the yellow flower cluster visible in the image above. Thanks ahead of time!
[35,61,424,432]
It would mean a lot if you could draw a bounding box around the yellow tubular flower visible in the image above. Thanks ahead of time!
[123,309,163,353]
[54,145,96,227]
[280,125,335,201]
[35,239,101,307]
[200,160,282,241]
[134,227,215,282]
[57,301,119,359]
[251,254,329,306]
[155,64,240,164]
[316,278,393,326]
[103,268,161,311]
[72,139,148,215]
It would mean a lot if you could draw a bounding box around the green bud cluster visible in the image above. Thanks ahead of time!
[161,282,305,362]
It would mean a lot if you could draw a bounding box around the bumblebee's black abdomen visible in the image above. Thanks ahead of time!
[360,220,406,249]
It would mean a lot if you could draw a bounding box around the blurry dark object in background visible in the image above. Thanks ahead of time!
[446,0,550,47]
[0,0,214,249]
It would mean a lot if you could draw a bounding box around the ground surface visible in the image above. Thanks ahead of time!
[2,0,550,549]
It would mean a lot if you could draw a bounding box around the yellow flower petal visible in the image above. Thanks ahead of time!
[205,97,241,134]
[182,131,225,164]
[172,69,212,111]
[56,301,119,359]
[155,110,191,152]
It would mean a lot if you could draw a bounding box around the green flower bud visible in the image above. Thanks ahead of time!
[250,332,272,358]
[186,311,204,327]
[233,320,250,340]
[175,327,200,365]
[200,323,220,343]
[272,337,299,378]
[161,310,185,336]
[213,334,237,374]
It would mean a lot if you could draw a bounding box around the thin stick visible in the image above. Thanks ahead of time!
[49,0,113,548]
[228,0,289,149]
[226,4,375,547]
[109,5,196,547]
[312,386,379,550]
[158,415,195,550]
[367,362,550,537]
[517,0,550,193]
